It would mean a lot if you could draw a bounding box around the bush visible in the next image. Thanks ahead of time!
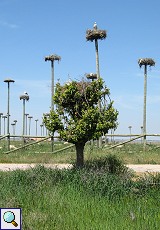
[83,154,130,175]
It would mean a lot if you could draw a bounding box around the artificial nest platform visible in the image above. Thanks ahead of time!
[45,54,61,62]
[20,95,29,101]
[86,29,107,42]
[86,73,97,80]
[138,58,155,67]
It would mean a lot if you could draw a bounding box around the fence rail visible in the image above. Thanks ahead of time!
[1,133,160,154]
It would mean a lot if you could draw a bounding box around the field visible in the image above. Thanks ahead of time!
[0,139,160,164]
[0,140,160,229]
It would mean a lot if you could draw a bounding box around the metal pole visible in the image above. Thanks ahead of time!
[25,114,29,135]
[143,65,147,150]
[13,120,17,141]
[4,79,14,150]
[45,54,61,152]
[95,39,102,148]
[128,126,132,140]
[11,124,14,135]
[28,116,33,136]
[29,118,31,136]
[40,125,43,136]
[42,122,44,136]
[95,39,100,80]
[6,82,10,150]
[111,129,113,143]
[11,123,15,140]
[0,113,3,136]
[51,61,55,151]
[22,99,25,143]
[20,92,29,144]
[141,126,143,144]
[51,60,54,111]
[3,116,6,135]
[35,119,38,136]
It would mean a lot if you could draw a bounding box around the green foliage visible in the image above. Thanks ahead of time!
[43,78,118,144]
[43,111,63,134]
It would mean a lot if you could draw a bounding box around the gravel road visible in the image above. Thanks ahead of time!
[0,163,160,172]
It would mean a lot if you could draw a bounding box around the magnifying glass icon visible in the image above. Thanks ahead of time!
[3,211,18,227]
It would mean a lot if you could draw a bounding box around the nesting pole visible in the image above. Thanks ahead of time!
[35,119,38,136]
[4,79,15,151]
[45,54,61,111]
[2,115,7,135]
[25,113,29,135]
[40,124,43,136]
[138,58,155,150]
[86,23,107,147]
[13,120,17,141]
[20,92,29,143]
[141,126,143,144]
[28,116,33,136]
[11,123,15,136]
[128,126,132,140]
[45,54,61,151]
[0,113,3,136]
[86,73,97,146]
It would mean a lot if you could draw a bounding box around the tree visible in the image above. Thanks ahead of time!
[43,77,118,167]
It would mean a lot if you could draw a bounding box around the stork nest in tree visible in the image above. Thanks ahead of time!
[138,58,155,68]
[86,29,107,41]
[45,54,61,62]
[86,73,97,80]
[19,95,29,101]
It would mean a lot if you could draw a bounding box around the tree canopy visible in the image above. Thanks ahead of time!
[43,77,118,167]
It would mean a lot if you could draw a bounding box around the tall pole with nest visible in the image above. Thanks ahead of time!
[28,116,33,136]
[4,78,15,150]
[0,113,3,136]
[86,22,107,148]
[13,120,17,140]
[138,58,155,150]
[20,92,29,143]
[128,126,132,140]
[25,113,29,135]
[45,54,61,111]
[45,54,61,151]
[35,119,38,136]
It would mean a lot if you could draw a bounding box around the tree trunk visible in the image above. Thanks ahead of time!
[75,142,85,168]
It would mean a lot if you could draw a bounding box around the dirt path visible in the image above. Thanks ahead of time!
[0,163,160,172]
[0,163,73,171]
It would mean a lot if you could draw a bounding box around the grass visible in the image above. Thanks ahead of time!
[1,140,160,228]
[0,140,75,164]
[0,162,160,230]
[1,140,160,164]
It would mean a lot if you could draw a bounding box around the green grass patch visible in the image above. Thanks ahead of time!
[0,158,160,229]
[1,140,160,165]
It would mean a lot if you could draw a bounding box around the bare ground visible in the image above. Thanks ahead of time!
[0,163,160,173]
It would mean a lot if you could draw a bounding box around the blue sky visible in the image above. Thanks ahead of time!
[0,0,160,137]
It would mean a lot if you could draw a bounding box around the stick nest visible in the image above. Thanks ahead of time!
[20,94,29,101]
[45,54,61,62]
[86,73,97,80]
[86,29,107,42]
[138,58,155,68]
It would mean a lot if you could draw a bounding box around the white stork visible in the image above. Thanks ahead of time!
[93,22,97,30]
